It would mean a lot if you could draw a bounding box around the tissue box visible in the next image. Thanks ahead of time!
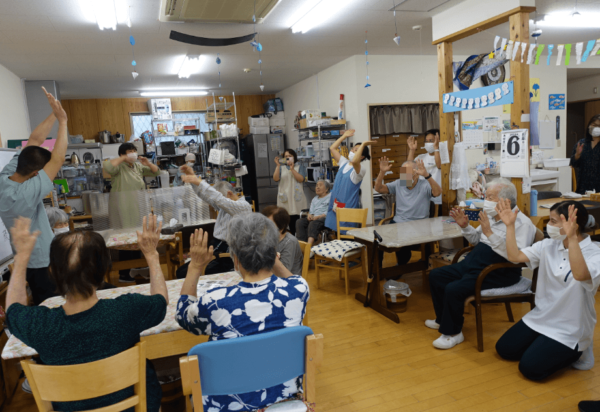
[250,126,271,134]
[269,118,286,126]
[249,117,270,127]
[206,111,234,122]
[270,126,284,134]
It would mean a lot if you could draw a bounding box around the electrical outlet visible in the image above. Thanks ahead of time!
[594,87,598,94]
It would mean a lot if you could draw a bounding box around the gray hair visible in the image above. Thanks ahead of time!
[486,178,517,209]
[214,181,234,197]
[317,179,332,192]
[227,213,278,274]
[401,160,416,168]
[45,207,69,228]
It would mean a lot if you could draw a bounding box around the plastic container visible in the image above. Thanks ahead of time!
[383,280,412,313]
[530,189,538,217]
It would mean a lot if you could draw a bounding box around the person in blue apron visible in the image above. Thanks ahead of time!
[325,129,374,233]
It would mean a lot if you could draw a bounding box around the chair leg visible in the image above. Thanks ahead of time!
[475,303,484,352]
[361,248,369,285]
[343,258,350,295]
[315,260,321,290]
[505,302,515,322]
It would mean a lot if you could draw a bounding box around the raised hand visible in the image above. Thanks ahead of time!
[42,86,67,123]
[180,165,195,176]
[139,156,151,167]
[379,156,392,173]
[189,229,214,271]
[407,136,418,151]
[449,207,469,228]
[136,215,163,256]
[561,204,579,239]
[478,209,492,235]
[575,141,584,159]
[342,129,356,139]
[434,133,440,149]
[415,159,428,176]
[274,156,281,166]
[10,217,40,257]
[496,198,518,226]
[182,174,201,186]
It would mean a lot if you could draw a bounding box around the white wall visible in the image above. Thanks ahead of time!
[277,54,570,223]
[0,64,29,147]
[568,74,600,102]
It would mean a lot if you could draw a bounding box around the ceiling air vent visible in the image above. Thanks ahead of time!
[159,0,281,24]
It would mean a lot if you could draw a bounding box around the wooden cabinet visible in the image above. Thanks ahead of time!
[370,133,425,185]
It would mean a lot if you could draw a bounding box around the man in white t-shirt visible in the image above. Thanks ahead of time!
[408,129,441,213]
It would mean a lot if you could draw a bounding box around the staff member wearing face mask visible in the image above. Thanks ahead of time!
[173,153,196,186]
[45,207,70,235]
[325,129,374,232]
[103,143,160,192]
[374,158,441,267]
[407,130,442,213]
[571,114,600,195]
[273,149,306,236]
[426,178,537,350]
[495,200,600,381]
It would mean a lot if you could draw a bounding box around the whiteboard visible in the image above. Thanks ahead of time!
[0,149,18,265]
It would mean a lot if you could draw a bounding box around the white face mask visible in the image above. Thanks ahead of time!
[53,227,69,235]
[590,127,600,138]
[424,143,435,154]
[546,224,567,241]
[483,200,498,218]
[127,152,138,162]
[186,162,195,168]
[348,152,355,162]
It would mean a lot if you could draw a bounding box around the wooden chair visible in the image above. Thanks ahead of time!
[180,327,323,412]
[298,240,312,327]
[454,228,544,352]
[572,166,577,192]
[21,342,147,412]
[314,208,369,295]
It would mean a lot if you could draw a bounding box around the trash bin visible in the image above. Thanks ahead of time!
[383,280,412,313]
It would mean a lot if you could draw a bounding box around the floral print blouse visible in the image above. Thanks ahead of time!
[176,275,310,412]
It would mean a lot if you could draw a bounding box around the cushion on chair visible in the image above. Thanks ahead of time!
[311,240,364,261]
[480,276,532,297]
[428,249,470,269]
[257,396,316,412]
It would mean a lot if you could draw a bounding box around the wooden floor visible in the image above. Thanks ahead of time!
[5,255,600,412]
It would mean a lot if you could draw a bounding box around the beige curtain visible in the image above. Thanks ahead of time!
[370,104,439,135]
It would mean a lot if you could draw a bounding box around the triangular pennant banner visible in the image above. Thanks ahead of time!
[556,45,565,66]
[534,44,545,65]
[582,39,596,62]
[546,44,554,65]
[565,44,572,65]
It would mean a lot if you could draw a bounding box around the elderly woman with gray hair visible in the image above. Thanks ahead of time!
[426,178,537,350]
[295,179,332,245]
[45,207,70,235]
[176,213,309,411]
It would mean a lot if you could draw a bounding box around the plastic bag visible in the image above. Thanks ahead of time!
[450,143,470,191]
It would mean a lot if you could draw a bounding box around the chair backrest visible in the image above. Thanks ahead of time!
[572,166,577,192]
[534,228,545,243]
[298,240,311,279]
[185,327,316,397]
[336,208,368,240]
[21,342,147,412]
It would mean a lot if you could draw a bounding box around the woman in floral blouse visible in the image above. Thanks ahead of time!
[176,213,310,412]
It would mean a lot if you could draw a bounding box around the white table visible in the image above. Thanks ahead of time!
[347,217,464,323]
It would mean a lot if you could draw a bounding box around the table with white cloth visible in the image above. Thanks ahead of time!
[1,272,241,399]
[348,217,464,323]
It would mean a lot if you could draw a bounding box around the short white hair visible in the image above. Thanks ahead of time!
[185,153,195,162]
[486,178,517,209]
[45,207,69,228]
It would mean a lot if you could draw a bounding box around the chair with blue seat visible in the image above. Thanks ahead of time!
[179,326,324,412]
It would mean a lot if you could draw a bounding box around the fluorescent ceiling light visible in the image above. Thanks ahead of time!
[178,55,204,78]
[141,87,209,91]
[535,12,600,28]
[290,0,354,34]
[92,0,118,30]
[139,90,209,97]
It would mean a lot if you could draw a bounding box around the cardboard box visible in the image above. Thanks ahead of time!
[249,117,270,127]
[270,126,284,134]
[206,111,234,122]
[301,110,321,119]
[299,118,331,129]
[330,119,347,125]
[269,118,286,127]
[249,126,270,134]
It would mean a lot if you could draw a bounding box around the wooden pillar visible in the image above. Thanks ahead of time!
[509,11,531,215]
[437,41,455,216]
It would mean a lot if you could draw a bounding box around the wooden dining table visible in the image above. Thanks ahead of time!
[1,271,241,400]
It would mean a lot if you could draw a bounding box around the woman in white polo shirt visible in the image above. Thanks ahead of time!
[495,199,600,381]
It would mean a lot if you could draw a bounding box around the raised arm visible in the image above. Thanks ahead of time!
[136,215,168,304]
[562,205,591,282]
[273,156,281,182]
[41,88,68,181]
[451,207,481,245]
[415,159,441,197]
[330,129,355,164]
[374,157,391,194]
[570,141,584,167]
[433,133,442,169]
[6,218,40,310]
[350,140,374,175]
[180,229,214,296]
[496,199,530,263]
[27,113,56,147]
[139,156,159,174]
[289,161,304,183]
[406,136,418,162]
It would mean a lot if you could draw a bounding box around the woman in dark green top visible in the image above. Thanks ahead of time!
[5,215,168,412]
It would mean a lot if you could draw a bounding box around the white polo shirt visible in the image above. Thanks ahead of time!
[522,237,600,352]
[416,153,441,205]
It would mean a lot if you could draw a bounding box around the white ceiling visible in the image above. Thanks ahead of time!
[0,0,598,98]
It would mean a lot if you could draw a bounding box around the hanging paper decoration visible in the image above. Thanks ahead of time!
[546,45,554,65]
[216,53,222,88]
[364,31,371,88]
[391,0,400,46]
[132,71,139,79]
[128,7,138,79]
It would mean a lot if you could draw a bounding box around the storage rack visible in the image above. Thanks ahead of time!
[205,92,243,187]
[297,122,348,183]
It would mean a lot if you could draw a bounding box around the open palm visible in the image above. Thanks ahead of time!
[496,198,517,226]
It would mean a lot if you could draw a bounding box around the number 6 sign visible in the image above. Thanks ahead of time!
[501,129,530,178]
